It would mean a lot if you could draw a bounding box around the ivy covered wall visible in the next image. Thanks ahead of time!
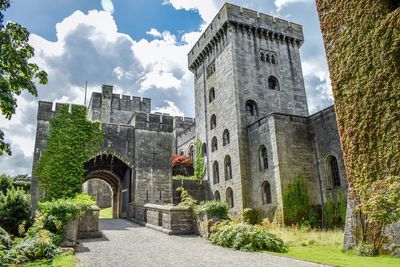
[316,0,400,251]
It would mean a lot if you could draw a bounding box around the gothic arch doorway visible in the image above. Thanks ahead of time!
[84,153,133,218]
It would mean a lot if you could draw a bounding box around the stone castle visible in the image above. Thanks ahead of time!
[31,3,347,221]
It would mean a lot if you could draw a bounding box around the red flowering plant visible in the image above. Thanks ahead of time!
[171,154,193,176]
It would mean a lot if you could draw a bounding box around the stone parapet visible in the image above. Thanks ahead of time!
[127,203,194,235]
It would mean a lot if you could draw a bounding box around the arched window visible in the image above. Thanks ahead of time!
[259,145,268,170]
[245,100,258,116]
[268,76,280,90]
[202,143,207,156]
[179,150,184,156]
[211,137,218,152]
[210,114,217,129]
[209,88,215,103]
[326,155,341,188]
[271,55,276,64]
[224,155,232,180]
[188,145,194,161]
[226,187,234,208]
[214,191,221,201]
[266,54,270,63]
[213,161,220,184]
[223,129,230,146]
[262,181,272,204]
[260,52,265,62]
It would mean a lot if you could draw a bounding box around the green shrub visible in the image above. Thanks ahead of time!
[12,180,31,193]
[283,175,318,227]
[39,198,80,243]
[0,226,11,251]
[173,175,197,180]
[0,174,13,194]
[210,223,288,252]
[195,200,229,220]
[194,138,206,180]
[324,192,347,228]
[0,188,32,235]
[353,243,378,257]
[73,193,96,209]
[242,208,262,225]
[0,229,60,265]
[176,186,197,208]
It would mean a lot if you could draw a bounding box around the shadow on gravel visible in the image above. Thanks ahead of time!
[99,219,144,231]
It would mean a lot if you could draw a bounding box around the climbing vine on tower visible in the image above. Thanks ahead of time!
[35,105,104,200]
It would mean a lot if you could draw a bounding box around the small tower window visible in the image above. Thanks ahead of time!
[226,187,234,208]
[262,181,272,204]
[223,129,230,146]
[188,145,194,161]
[245,100,258,116]
[268,76,280,90]
[209,87,215,103]
[266,54,270,63]
[271,55,276,64]
[214,190,221,201]
[224,155,232,180]
[210,114,217,129]
[326,155,341,188]
[213,161,220,184]
[211,137,218,152]
[202,143,207,156]
[259,145,268,170]
[260,52,265,62]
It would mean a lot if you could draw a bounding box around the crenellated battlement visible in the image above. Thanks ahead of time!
[129,112,174,132]
[89,85,151,114]
[127,112,195,132]
[173,116,195,130]
[188,3,304,71]
[37,101,86,121]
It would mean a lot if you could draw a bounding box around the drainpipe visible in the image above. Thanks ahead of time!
[313,135,325,228]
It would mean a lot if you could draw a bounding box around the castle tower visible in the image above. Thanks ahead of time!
[188,3,308,212]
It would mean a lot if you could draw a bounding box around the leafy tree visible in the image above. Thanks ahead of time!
[0,0,48,156]
[0,187,32,235]
[171,154,193,176]
[0,174,13,194]
[35,105,103,200]
[194,138,206,180]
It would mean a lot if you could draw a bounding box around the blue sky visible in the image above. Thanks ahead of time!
[0,0,333,175]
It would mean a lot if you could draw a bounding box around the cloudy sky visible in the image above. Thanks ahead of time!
[0,0,333,176]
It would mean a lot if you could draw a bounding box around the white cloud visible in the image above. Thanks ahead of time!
[152,100,184,116]
[274,0,313,10]
[146,28,162,38]
[101,0,115,14]
[163,0,218,24]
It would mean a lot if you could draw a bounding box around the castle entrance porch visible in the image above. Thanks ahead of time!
[84,153,133,218]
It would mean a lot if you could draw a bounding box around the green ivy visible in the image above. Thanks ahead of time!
[35,105,104,200]
[316,1,400,249]
[194,138,206,180]
[282,175,318,227]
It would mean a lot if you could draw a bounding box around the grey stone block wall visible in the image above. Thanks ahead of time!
[310,106,348,203]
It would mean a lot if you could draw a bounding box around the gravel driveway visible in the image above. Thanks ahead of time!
[76,219,323,267]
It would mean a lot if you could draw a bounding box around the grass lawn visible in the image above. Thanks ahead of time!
[24,252,76,267]
[99,207,113,219]
[268,226,400,267]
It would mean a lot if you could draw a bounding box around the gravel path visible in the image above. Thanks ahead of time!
[76,219,324,267]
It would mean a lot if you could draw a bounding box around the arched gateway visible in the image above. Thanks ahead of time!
[84,152,133,218]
